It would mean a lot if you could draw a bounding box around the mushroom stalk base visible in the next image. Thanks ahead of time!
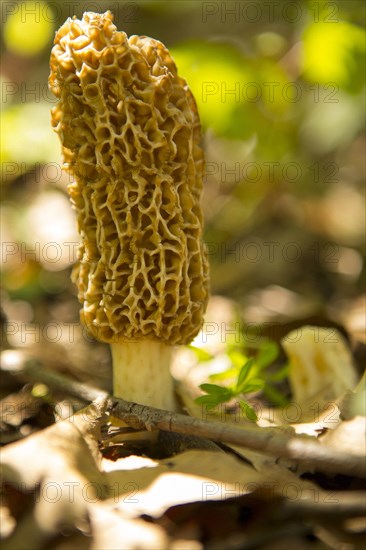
[111,340,175,411]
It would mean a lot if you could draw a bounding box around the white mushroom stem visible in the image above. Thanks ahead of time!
[111,340,176,411]
[49,12,210,422]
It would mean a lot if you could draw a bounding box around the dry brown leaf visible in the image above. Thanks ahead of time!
[0,400,106,488]
[282,326,358,405]
[338,371,366,420]
[89,502,169,549]
[223,438,327,493]
[320,416,366,457]
[101,448,329,520]
[1,381,363,550]
[0,400,108,547]
[102,450,264,518]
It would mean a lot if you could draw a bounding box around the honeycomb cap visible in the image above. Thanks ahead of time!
[49,11,210,345]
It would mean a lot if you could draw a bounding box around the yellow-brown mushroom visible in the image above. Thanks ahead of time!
[49,11,209,410]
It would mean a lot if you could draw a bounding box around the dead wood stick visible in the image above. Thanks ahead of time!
[279,491,366,519]
[110,399,365,478]
[1,350,365,478]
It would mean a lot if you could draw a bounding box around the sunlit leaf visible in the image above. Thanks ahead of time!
[1,102,59,167]
[199,384,232,398]
[188,345,213,362]
[256,342,280,370]
[195,395,220,408]
[227,348,249,370]
[195,393,230,408]
[171,39,293,143]
[236,359,255,391]
[210,367,238,382]
[239,400,258,422]
[302,20,366,92]
[4,1,55,57]
[171,41,254,138]
[241,379,265,394]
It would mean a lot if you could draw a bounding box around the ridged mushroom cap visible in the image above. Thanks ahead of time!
[49,11,209,345]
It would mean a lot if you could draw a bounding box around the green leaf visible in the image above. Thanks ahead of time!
[196,384,233,410]
[171,41,254,138]
[236,359,255,391]
[195,394,220,406]
[195,391,231,409]
[210,367,238,382]
[227,348,249,370]
[263,385,289,407]
[188,345,213,362]
[256,341,279,370]
[195,397,220,411]
[1,103,60,166]
[239,400,258,422]
[199,383,231,397]
[4,1,54,57]
[241,379,265,394]
[268,364,289,382]
[303,20,366,93]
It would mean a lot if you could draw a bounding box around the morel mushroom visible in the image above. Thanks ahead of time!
[49,11,210,410]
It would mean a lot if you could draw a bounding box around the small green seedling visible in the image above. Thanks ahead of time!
[193,340,289,421]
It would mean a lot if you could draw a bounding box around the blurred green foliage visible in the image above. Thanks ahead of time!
[1,0,365,352]
[303,20,366,92]
[4,1,54,56]
[1,102,59,165]
[172,41,290,141]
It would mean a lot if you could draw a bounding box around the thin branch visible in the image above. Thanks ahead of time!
[1,351,107,402]
[279,491,366,519]
[1,351,365,479]
[110,399,365,478]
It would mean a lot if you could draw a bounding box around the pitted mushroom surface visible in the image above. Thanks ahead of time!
[49,11,209,409]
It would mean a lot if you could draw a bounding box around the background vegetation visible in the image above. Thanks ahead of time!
[1,0,365,383]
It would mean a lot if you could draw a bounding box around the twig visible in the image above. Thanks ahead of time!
[279,491,366,519]
[206,523,311,550]
[110,399,365,478]
[1,351,365,478]
[1,351,106,402]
